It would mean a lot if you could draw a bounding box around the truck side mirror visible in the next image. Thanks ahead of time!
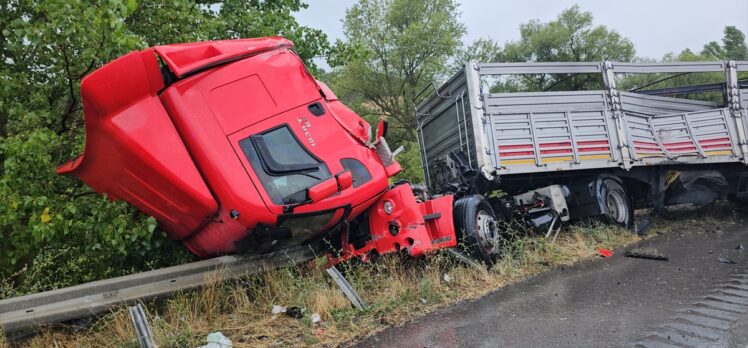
[336,170,353,191]
[308,178,338,202]
[308,170,353,203]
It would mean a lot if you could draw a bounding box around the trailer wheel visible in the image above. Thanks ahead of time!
[599,179,633,228]
[454,195,502,263]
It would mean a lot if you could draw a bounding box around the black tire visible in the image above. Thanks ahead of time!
[454,195,502,263]
[599,178,633,228]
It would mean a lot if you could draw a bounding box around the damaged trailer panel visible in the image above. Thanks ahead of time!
[417,61,748,185]
[417,60,748,196]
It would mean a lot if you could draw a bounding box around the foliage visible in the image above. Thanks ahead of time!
[327,0,466,147]
[0,0,329,292]
[702,25,748,60]
[494,5,635,92]
[450,38,503,71]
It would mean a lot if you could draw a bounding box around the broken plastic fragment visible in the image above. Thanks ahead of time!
[271,305,286,314]
[718,257,736,264]
[311,313,321,324]
[442,273,453,283]
[199,332,232,348]
[597,247,613,258]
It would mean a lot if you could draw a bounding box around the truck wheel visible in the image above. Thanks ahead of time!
[599,179,633,228]
[454,195,502,263]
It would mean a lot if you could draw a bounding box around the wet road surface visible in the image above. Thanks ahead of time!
[357,216,748,348]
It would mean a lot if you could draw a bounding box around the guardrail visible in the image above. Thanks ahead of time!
[0,246,317,337]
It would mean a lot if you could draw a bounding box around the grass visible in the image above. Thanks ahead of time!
[7,203,739,348]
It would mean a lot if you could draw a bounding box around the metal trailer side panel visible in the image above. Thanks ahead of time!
[416,68,478,187]
[417,60,748,190]
[484,90,621,174]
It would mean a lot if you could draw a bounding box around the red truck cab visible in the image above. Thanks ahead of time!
[58,37,455,261]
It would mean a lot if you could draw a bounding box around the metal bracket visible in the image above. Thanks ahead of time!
[602,60,634,169]
[326,266,367,310]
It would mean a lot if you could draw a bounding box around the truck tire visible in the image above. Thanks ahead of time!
[599,178,633,228]
[454,195,502,263]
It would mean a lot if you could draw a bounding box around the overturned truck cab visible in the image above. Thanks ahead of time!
[57,37,457,262]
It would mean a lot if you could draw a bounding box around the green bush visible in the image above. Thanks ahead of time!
[0,0,329,295]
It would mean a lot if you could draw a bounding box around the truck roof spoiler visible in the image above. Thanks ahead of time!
[153,36,293,78]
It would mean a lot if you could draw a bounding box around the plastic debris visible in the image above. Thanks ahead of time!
[737,244,744,250]
[636,218,652,235]
[624,248,669,261]
[285,306,303,319]
[597,247,613,258]
[442,273,453,283]
[420,298,428,304]
[271,305,286,314]
[311,313,321,324]
[199,332,232,348]
[718,257,736,264]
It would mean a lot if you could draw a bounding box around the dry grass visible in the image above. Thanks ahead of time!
[11,203,739,348]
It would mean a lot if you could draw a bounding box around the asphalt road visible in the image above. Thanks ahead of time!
[357,213,748,348]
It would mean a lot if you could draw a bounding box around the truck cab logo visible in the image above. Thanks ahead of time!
[297,117,316,147]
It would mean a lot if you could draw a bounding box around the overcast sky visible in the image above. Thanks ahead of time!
[295,0,748,66]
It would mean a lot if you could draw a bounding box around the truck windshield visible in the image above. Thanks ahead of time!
[239,125,331,205]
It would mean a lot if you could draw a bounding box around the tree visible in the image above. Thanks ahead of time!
[498,5,635,92]
[0,0,329,294]
[702,25,748,60]
[328,0,466,146]
[451,38,503,71]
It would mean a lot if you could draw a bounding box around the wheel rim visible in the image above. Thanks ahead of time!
[605,190,627,223]
[475,210,500,254]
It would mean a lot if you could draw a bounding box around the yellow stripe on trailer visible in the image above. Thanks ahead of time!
[501,158,536,165]
[704,150,733,156]
[579,154,611,160]
[542,156,573,163]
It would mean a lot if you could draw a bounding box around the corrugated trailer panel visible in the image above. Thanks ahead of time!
[484,91,620,174]
[416,60,748,191]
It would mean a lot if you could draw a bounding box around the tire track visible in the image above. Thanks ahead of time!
[636,270,748,348]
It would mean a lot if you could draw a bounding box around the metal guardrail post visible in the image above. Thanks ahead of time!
[326,266,366,310]
[128,304,156,348]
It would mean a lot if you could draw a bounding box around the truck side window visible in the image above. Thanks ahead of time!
[239,126,331,205]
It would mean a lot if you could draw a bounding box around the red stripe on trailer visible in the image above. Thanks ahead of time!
[498,144,534,150]
[700,137,730,144]
[500,151,535,157]
[579,147,610,153]
[540,149,572,155]
[702,144,730,149]
[539,142,571,148]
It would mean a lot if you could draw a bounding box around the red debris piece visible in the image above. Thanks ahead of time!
[597,247,613,258]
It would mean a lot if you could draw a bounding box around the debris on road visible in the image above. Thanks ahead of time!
[199,332,232,348]
[636,218,652,235]
[597,248,613,258]
[624,248,669,261]
[737,243,744,250]
[718,257,737,264]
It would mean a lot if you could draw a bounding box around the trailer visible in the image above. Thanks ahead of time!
[416,60,748,259]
